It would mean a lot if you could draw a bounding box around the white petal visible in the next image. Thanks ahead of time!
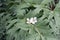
[33,17,37,23]
[26,21,30,24]
[27,18,30,21]
[34,17,37,20]
[30,17,34,23]
[32,22,35,24]
[26,18,31,24]
[30,17,34,20]
[34,20,37,23]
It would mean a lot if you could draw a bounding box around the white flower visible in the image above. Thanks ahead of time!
[26,17,37,24]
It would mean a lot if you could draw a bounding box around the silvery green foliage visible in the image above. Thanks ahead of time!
[0,0,60,40]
